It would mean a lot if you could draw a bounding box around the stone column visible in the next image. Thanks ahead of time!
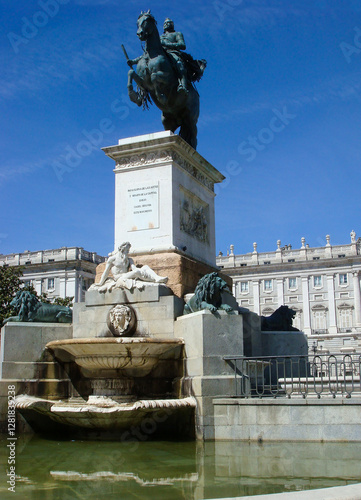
[232,281,238,298]
[353,272,361,329]
[75,274,82,303]
[277,278,284,307]
[59,277,66,299]
[66,276,77,302]
[326,274,337,334]
[34,279,42,296]
[301,277,311,335]
[252,280,260,315]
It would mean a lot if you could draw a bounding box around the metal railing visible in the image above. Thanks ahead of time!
[223,353,361,399]
[337,327,352,333]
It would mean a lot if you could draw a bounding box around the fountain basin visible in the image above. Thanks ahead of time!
[46,338,184,377]
[15,395,196,431]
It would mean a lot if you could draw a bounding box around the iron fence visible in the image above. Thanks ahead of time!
[223,353,361,399]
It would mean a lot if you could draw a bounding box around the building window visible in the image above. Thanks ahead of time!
[289,277,297,289]
[47,278,55,290]
[312,309,327,332]
[339,274,348,285]
[313,257,320,261]
[288,259,295,263]
[338,254,345,258]
[339,308,352,330]
[264,279,273,291]
[240,281,248,293]
[313,276,322,287]
[264,261,271,265]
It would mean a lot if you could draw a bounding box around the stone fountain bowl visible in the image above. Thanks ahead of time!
[46,337,184,378]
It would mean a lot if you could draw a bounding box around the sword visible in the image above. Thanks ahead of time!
[121,44,133,67]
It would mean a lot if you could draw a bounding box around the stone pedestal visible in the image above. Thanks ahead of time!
[73,284,183,339]
[94,252,232,298]
[174,310,243,439]
[261,330,309,357]
[102,131,224,268]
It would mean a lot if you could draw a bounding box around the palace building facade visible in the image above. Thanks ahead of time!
[0,247,105,303]
[217,231,361,352]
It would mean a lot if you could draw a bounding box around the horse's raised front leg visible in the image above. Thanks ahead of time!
[127,69,142,107]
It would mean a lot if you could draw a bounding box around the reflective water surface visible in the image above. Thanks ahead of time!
[1,436,360,499]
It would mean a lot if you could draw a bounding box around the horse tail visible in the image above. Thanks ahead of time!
[137,85,152,110]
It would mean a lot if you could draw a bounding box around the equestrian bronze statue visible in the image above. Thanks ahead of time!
[124,11,206,150]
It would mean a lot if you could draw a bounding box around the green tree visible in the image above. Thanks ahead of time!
[53,296,74,307]
[0,266,23,326]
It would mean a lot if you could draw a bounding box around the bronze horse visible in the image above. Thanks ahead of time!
[127,12,202,150]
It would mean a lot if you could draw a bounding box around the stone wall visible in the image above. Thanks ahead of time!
[213,398,361,441]
[0,323,73,432]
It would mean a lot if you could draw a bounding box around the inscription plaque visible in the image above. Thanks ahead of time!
[127,182,159,231]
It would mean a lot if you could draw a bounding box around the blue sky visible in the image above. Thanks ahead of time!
[1,0,361,258]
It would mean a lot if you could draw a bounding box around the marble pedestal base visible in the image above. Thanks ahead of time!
[174,310,244,439]
[94,251,232,298]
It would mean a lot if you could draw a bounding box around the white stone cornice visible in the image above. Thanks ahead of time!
[104,131,224,192]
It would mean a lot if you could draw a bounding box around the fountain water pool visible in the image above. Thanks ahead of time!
[1,437,361,500]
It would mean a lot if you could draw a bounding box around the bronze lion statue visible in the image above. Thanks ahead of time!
[183,272,234,315]
[261,305,299,331]
[4,291,72,324]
